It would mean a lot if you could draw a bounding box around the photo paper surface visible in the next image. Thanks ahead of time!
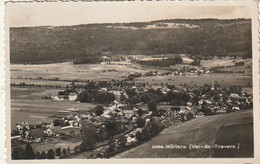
[3,1,260,163]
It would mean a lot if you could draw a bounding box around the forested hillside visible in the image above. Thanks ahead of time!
[10,19,252,64]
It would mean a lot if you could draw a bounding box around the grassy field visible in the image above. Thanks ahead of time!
[31,136,81,153]
[12,135,82,155]
[11,62,156,82]
[200,58,235,68]
[11,87,96,131]
[11,87,62,99]
[113,110,253,158]
[135,73,252,87]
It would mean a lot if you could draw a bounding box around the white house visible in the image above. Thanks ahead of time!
[69,92,78,101]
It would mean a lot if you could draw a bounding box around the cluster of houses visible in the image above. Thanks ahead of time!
[12,76,253,157]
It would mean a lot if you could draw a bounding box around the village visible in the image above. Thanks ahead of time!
[11,66,253,159]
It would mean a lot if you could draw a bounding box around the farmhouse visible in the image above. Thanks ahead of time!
[69,92,78,101]
[26,129,47,142]
[79,119,93,128]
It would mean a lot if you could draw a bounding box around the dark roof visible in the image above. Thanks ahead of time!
[79,119,92,126]
[30,129,47,138]
[50,127,63,134]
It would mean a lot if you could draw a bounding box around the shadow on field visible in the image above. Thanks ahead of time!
[213,122,253,158]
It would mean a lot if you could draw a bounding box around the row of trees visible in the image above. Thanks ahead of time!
[121,88,190,106]
[133,56,183,67]
[77,89,115,104]
[12,144,71,159]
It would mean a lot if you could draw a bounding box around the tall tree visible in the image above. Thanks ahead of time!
[39,151,47,159]
[12,147,25,159]
[147,100,157,112]
[47,149,55,159]
[80,126,97,151]
[25,144,35,159]
[62,148,67,156]
[55,148,61,156]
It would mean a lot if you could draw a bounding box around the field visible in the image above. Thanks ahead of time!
[12,135,82,154]
[32,136,81,153]
[114,110,253,158]
[11,61,156,83]
[135,73,252,87]
[11,87,96,131]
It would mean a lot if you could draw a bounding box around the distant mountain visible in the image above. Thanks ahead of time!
[10,19,252,64]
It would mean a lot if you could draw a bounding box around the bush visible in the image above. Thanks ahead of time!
[55,148,61,156]
[93,105,105,116]
[35,151,41,159]
[148,100,157,112]
[118,134,127,147]
[137,108,144,116]
[53,119,61,126]
[80,126,97,152]
[47,149,55,159]
[62,148,67,156]
[136,117,145,128]
[186,112,194,120]
[12,147,25,159]
[25,144,35,159]
[40,151,47,159]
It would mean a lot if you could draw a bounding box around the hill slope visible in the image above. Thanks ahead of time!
[10,19,252,64]
[113,110,253,158]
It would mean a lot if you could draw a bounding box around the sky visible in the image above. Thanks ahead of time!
[5,1,252,27]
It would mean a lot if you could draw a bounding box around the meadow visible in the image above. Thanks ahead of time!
[11,87,95,131]
[135,73,252,87]
[114,110,253,158]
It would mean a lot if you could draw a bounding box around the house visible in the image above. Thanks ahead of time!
[100,88,108,92]
[101,56,110,64]
[69,92,78,101]
[187,102,192,106]
[124,110,134,119]
[44,128,55,136]
[79,119,93,128]
[181,56,194,64]
[232,106,240,111]
[28,128,48,142]
[50,126,64,136]
[16,122,29,133]
[229,93,240,99]
[51,96,64,101]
